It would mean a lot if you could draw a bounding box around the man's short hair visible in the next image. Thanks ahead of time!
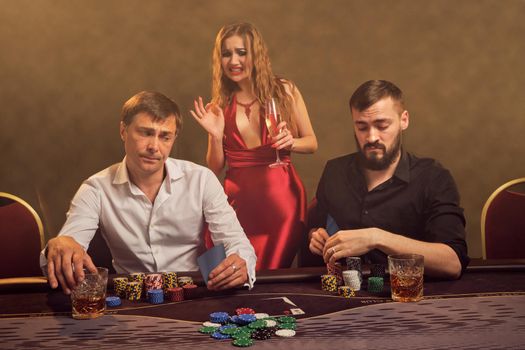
[349,80,405,114]
[121,91,183,136]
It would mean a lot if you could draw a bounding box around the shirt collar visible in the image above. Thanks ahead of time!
[113,157,185,194]
[393,149,410,183]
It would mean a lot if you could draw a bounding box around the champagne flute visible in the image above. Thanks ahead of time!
[265,98,288,168]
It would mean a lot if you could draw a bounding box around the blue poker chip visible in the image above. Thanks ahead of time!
[211,331,231,340]
[238,314,257,325]
[106,296,121,307]
[210,311,230,324]
[147,289,164,304]
[230,315,242,324]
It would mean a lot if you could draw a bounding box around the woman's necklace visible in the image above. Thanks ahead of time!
[237,98,258,120]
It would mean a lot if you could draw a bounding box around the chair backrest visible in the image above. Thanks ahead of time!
[0,192,45,278]
[87,228,116,274]
[481,178,525,259]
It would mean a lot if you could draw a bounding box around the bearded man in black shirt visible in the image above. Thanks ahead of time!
[309,80,469,279]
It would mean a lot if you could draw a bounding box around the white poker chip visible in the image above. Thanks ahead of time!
[275,329,296,337]
[202,321,222,327]
[254,313,270,319]
[265,320,277,327]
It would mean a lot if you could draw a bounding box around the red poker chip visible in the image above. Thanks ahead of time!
[236,307,255,315]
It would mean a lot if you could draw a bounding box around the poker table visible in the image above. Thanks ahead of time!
[1,259,524,349]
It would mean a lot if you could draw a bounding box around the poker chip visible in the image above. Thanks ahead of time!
[321,274,338,292]
[275,329,296,337]
[368,276,384,293]
[251,328,273,340]
[147,289,164,304]
[162,272,178,293]
[238,314,257,325]
[232,331,252,340]
[264,319,277,327]
[203,321,222,327]
[236,307,255,315]
[232,337,253,347]
[199,326,219,334]
[167,287,184,302]
[112,277,128,298]
[211,331,231,340]
[219,324,239,335]
[126,281,142,301]
[144,273,163,294]
[345,257,363,282]
[342,270,361,291]
[326,262,344,286]
[247,320,266,329]
[254,313,269,319]
[210,312,230,324]
[183,284,198,299]
[278,322,296,330]
[371,264,386,277]
[105,296,121,307]
[278,316,296,324]
[338,286,356,298]
[177,276,193,287]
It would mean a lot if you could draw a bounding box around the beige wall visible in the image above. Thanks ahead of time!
[1,0,524,258]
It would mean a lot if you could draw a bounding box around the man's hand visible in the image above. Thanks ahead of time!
[309,228,329,256]
[46,236,97,295]
[207,253,248,291]
[323,228,378,264]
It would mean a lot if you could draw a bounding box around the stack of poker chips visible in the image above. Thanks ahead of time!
[345,257,363,282]
[321,274,338,292]
[162,272,178,294]
[147,289,164,304]
[144,273,163,300]
[113,277,128,298]
[167,287,184,302]
[178,276,193,287]
[338,286,356,298]
[182,284,198,299]
[342,270,361,291]
[126,281,142,300]
[370,264,386,278]
[368,276,384,293]
[129,272,145,285]
[198,309,297,346]
[106,296,122,307]
[326,262,344,286]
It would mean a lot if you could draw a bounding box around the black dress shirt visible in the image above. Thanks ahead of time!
[310,150,470,271]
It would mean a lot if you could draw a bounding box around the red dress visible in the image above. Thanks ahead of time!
[222,96,307,270]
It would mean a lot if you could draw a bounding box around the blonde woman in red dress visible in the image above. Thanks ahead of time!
[191,22,317,270]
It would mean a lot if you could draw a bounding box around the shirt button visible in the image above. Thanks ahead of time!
[363,210,368,215]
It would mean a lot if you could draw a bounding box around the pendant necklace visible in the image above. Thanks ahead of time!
[237,98,258,120]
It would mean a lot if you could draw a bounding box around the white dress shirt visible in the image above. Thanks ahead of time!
[40,157,256,287]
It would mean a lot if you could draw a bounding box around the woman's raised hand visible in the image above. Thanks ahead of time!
[190,96,225,139]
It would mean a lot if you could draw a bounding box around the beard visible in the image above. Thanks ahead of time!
[356,131,402,171]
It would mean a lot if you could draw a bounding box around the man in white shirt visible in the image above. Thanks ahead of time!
[41,91,257,295]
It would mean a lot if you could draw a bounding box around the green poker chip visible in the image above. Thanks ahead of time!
[220,326,240,335]
[232,331,252,340]
[278,322,296,330]
[199,326,219,334]
[278,316,296,324]
[247,320,266,329]
[232,337,254,347]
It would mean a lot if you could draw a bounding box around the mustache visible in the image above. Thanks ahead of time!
[363,142,386,151]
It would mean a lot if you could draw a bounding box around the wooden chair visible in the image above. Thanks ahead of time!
[0,192,45,278]
[481,178,525,259]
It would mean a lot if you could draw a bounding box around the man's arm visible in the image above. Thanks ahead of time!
[323,228,462,279]
[201,169,257,290]
[40,182,101,293]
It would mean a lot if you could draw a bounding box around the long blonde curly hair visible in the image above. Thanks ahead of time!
[211,22,297,136]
